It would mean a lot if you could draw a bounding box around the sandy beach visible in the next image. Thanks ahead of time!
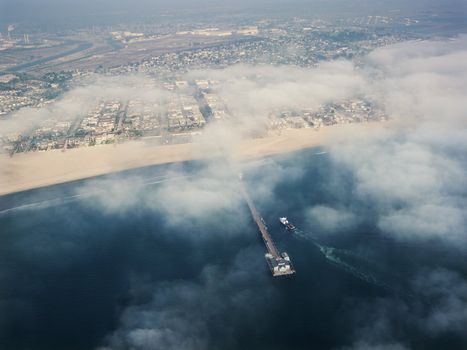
[0,122,386,196]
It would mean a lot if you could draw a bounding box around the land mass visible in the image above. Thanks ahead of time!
[0,123,386,196]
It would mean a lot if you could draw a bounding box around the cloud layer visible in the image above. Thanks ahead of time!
[2,35,467,350]
[0,75,172,136]
[74,36,467,350]
[329,36,467,244]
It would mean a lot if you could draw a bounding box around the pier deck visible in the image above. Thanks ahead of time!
[239,177,295,276]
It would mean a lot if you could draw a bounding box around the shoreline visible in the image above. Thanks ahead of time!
[0,122,387,196]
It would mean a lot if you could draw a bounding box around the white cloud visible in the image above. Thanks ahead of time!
[98,248,275,350]
[328,36,467,244]
[188,60,366,126]
[379,204,466,241]
[414,269,467,334]
[0,75,173,136]
[306,205,356,232]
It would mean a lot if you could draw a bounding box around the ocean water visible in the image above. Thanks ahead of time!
[0,148,465,350]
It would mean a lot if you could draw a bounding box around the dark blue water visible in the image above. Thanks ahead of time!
[0,149,466,350]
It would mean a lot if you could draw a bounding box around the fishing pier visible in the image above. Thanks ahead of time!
[239,175,295,277]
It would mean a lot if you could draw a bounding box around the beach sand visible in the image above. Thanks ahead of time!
[0,122,386,196]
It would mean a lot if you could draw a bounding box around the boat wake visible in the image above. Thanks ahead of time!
[0,174,191,217]
[292,228,410,297]
[0,195,84,216]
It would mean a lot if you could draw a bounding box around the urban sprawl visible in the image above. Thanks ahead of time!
[0,14,428,155]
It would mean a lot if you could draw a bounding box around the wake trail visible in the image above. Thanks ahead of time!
[0,195,85,216]
[0,174,192,216]
[292,228,412,297]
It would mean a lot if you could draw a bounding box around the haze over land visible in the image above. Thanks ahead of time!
[0,1,467,350]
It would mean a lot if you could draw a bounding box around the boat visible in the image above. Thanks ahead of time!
[279,217,295,230]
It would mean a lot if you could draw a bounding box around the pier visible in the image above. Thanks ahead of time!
[239,176,295,277]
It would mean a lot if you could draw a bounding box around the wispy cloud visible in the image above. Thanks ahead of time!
[0,75,173,136]
[97,247,275,350]
[5,35,467,350]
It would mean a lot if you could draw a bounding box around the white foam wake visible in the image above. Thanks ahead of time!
[292,228,408,295]
[0,174,191,216]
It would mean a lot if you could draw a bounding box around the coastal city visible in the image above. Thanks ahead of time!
[0,13,437,155]
[1,77,386,154]
[2,1,467,350]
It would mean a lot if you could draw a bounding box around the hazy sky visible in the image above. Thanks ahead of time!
[1,0,466,27]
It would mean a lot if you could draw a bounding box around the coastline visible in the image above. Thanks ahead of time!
[0,122,386,196]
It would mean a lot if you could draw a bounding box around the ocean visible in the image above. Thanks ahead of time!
[0,148,465,350]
